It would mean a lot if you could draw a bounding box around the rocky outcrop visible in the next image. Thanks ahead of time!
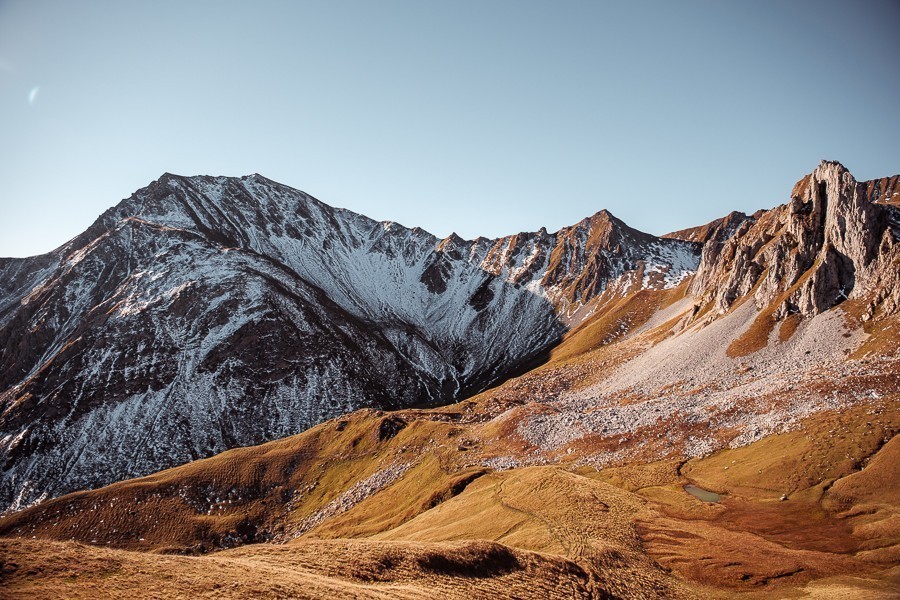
[664,210,754,245]
[864,175,900,206]
[690,161,900,320]
[679,211,755,298]
[469,210,700,321]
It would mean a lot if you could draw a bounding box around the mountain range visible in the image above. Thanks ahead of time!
[0,171,700,510]
[1,160,899,598]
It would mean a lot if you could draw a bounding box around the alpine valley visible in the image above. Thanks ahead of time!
[1,161,899,598]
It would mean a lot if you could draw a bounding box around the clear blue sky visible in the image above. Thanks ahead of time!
[1,0,898,257]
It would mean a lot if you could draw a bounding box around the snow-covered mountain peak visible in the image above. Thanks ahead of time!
[0,172,704,511]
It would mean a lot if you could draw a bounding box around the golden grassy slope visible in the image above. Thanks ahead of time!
[2,398,897,598]
[0,538,601,599]
[635,403,900,594]
[3,282,900,598]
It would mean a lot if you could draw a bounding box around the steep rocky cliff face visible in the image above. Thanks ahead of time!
[0,174,698,510]
[664,210,755,245]
[864,174,900,206]
[689,161,900,321]
[456,209,699,322]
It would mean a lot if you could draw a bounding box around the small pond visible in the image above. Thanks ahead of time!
[683,484,722,503]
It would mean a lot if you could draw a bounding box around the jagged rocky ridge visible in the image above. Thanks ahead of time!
[688,161,900,321]
[0,174,699,510]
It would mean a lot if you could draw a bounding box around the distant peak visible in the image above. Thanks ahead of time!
[156,172,221,187]
[159,172,185,182]
[241,173,271,183]
[586,208,622,228]
[817,159,847,170]
[792,160,857,200]
[813,160,853,181]
[437,232,467,254]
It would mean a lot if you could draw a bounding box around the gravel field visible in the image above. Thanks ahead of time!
[514,304,894,464]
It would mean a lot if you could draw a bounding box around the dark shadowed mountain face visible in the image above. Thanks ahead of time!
[0,173,700,510]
